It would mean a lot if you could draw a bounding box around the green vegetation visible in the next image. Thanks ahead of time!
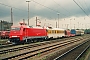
[38,52,41,57]
[41,56,47,60]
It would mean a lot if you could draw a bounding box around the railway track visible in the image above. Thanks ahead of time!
[0,35,89,60]
[0,36,83,49]
[0,37,76,54]
[54,39,90,60]
[0,39,14,48]
[0,43,16,49]
[75,43,90,60]
[0,36,73,49]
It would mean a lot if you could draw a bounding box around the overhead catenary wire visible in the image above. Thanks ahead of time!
[52,0,72,15]
[0,1,69,19]
[1,0,90,19]
[83,0,90,13]
[73,0,90,18]
[0,2,39,15]
[0,2,27,12]
[78,0,86,11]
[31,0,68,17]
[77,0,90,16]
[0,1,65,20]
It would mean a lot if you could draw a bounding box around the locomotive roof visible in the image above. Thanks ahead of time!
[11,25,46,29]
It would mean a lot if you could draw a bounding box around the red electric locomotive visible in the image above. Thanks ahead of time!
[9,23,48,43]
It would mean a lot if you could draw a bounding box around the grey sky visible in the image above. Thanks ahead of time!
[0,0,90,29]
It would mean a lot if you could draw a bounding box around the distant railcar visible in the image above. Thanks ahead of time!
[65,30,71,37]
[0,31,10,39]
[84,29,88,34]
[84,29,90,34]
[0,31,1,38]
[70,29,76,37]
[75,30,81,36]
[47,27,65,38]
[80,30,84,35]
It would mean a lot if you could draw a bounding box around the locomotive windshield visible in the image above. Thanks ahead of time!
[11,27,20,30]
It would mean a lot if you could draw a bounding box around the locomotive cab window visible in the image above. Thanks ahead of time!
[11,27,21,31]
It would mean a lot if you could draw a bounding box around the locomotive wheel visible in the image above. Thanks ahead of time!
[33,39,37,43]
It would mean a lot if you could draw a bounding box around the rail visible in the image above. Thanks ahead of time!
[54,40,90,60]
[75,44,90,60]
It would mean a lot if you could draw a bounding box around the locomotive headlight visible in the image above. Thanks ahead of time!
[12,36,17,37]
[11,36,20,37]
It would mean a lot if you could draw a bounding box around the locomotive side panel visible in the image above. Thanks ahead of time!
[23,28,47,40]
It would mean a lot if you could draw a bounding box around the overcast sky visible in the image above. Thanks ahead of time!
[0,0,90,29]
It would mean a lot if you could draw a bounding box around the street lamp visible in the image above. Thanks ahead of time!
[26,0,30,26]
[57,13,59,28]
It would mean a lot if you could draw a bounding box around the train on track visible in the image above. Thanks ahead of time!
[0,31,10,39]
[9,22,88,44]
[84,29,90,34]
